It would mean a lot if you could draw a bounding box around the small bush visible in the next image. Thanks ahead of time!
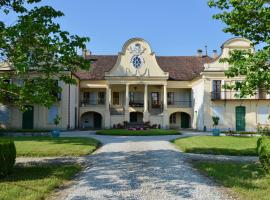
[257,137,270,173]
[0,140,16,176]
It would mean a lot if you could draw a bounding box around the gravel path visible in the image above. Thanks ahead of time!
[56,134,235,200]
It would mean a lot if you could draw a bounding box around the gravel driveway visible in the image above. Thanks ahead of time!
[56,132,235,200]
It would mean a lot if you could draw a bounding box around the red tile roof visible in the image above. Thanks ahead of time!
[74,55,212,81]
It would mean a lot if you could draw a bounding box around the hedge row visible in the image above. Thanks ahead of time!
[257,137,270,173]
[0,140,16,177]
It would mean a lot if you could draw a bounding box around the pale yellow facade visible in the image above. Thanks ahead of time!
[0,38,269,131]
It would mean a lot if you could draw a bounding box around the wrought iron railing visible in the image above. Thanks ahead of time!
[168,100,192,108]
[211,90,270,100]
[80,98,105,106]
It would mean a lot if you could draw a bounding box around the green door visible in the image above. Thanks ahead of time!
[181,112,190,128]
[22,106,34,129]
[130,112,137,123]
[236,106,246,131]
[93,112,102,129]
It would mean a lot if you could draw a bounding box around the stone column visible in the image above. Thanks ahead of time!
[106,86,111,110]
[143,84,149,122]
[105,86,111,128]
[124,84,130,122]
[163,84,169,129]
[163,84,167,111]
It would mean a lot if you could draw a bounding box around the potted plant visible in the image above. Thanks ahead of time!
[212,116,220,136]
[51,115,61,137]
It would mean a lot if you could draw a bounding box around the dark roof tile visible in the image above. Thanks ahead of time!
[74,55,212,81]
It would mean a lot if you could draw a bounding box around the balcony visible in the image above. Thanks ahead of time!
[129,101,144,107]
[211,90,270,100]
[168,100,192,108]
[80,98,105,107]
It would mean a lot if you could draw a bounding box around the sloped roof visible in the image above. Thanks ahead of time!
[74,55,212,81]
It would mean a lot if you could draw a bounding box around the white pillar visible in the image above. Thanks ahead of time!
[125,84,129,110]
[143,84,149,122]
[163,84,167,110]
[106,86,111,110]
[124,84,130,122]
[163,84,169,129]
[105,86,111,128]
[144,84,148,112]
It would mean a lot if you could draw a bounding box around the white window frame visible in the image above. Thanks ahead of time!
[48,106,58,124]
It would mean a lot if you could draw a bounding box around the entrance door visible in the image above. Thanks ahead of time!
[130,112,137,123]
[93,112,102,129]
[236,106,246,131]
[181,112,190,128]
[22,106,34,129]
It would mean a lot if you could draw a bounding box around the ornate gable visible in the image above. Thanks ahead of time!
[105,38,169,80]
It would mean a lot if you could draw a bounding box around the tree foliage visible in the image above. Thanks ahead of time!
[0,0,90,110]
[208,0,270,97]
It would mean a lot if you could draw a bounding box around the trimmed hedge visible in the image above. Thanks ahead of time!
[257,137,270,173]
[0,140,16,176]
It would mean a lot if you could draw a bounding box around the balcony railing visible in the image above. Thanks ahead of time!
[129,101,144,107]
[80,98,105,106]
[168,100,192,108]
[211,91,270,100]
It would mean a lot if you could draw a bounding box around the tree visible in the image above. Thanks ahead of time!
[0,0,90,110]
[208,0,270,97]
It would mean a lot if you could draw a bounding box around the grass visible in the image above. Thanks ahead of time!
[194,162,270,200]
[0,137,100,157]
[0,164,81,200]
[0,129,50,133]
[96,129,181,136]
[172,136,258,156]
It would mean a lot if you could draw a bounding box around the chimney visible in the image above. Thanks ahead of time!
[213,50,218,59]
[197,49,203,57]
[82,49,91,59]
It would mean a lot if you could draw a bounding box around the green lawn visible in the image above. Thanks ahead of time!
[0,137,100,157]
[96,129,181,136]
[194,162,270,200]
[172,136,258,156]
[0,164,81,200]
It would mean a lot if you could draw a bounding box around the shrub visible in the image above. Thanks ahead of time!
[212,116,219,128]
[257,137,270,173]
[0,140,16,172]
[0,140,16,177]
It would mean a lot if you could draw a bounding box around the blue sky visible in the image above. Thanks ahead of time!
[3,0,234,56]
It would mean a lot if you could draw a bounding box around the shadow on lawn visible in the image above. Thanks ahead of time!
[1,137,100,147]
[67,149,224,199]
[0,164,77,183]
[194,161,268,190]
[185,147,258,156]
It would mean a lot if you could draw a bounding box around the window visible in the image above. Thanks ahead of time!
[52,80,61,101]
[151,92,160,107]
[113,92,120,105]
[258,88,267,99]
[167,92,174,105]
[170,113,176,124]
[98,92,105,104]
[212,80,221,99]
[211,106,224,124]
[83,92,90,104]
[48,106,58,124]
[89,92,97,105]
[129,92,135,103]
[257,106,269,124]
[0,105,9,124]
[132,55,142,68]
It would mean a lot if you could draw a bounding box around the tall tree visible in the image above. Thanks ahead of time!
[0,0,90,110]
[208,0,270,97]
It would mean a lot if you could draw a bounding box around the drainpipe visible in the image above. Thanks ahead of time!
[67,73,71,129]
